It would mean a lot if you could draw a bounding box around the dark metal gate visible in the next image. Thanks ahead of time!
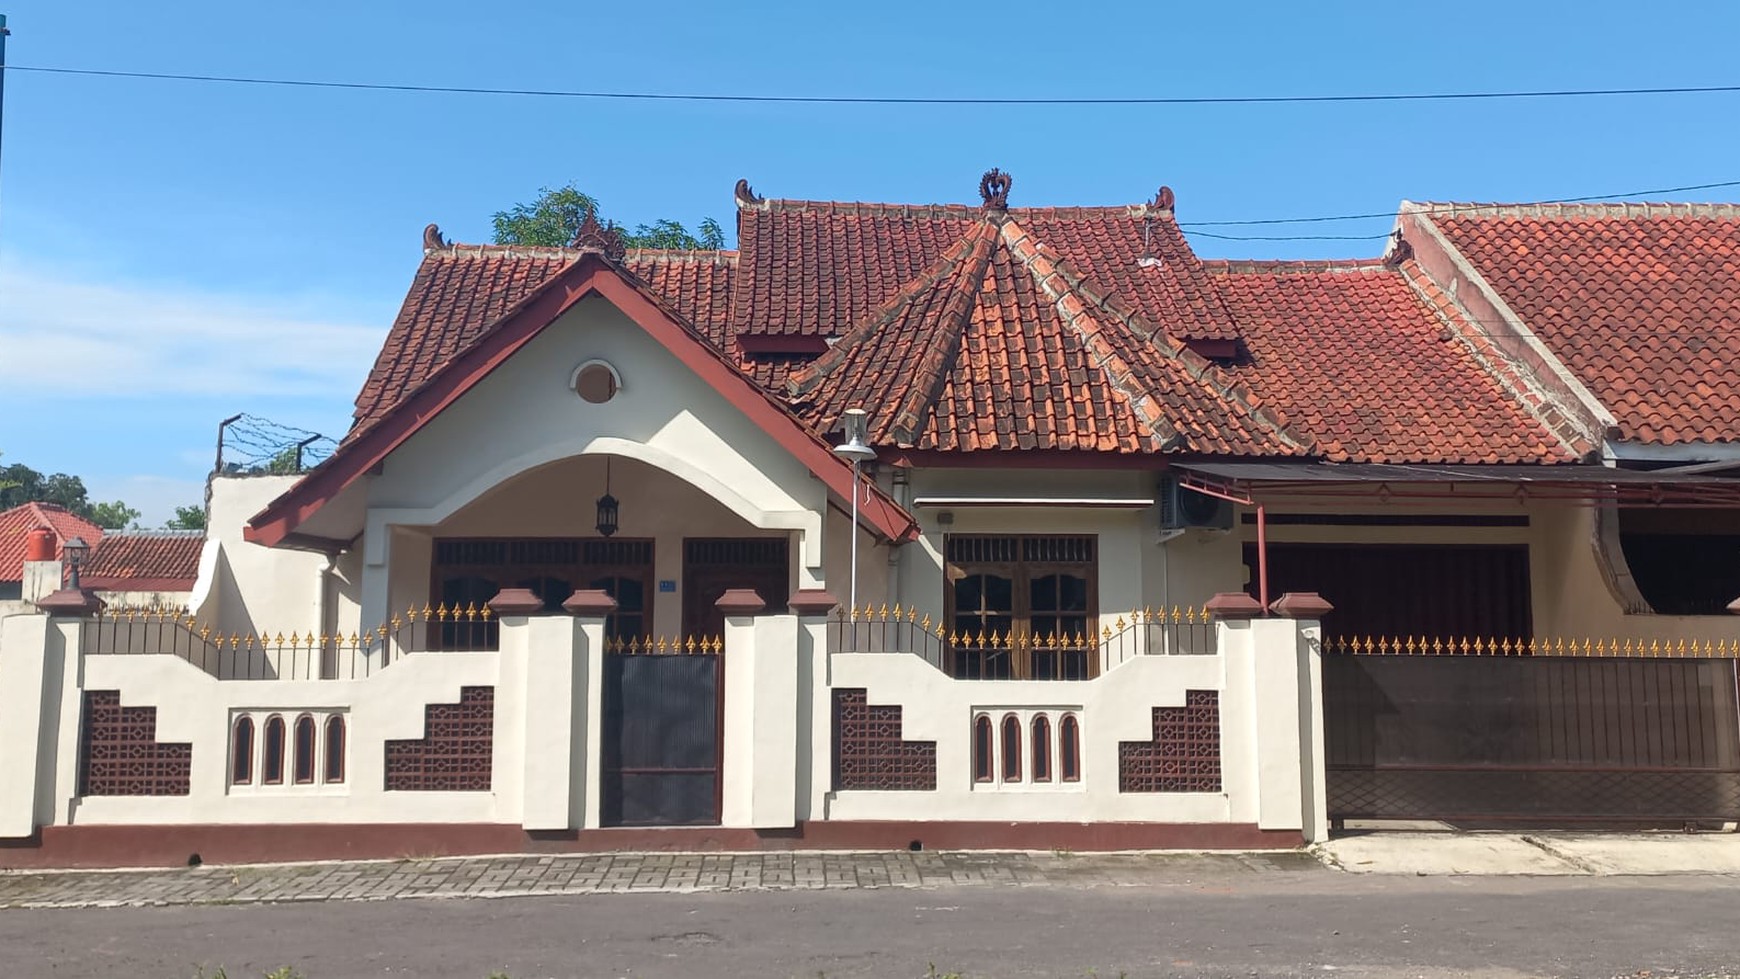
[601,643,721,826]
[1325,648,1740,825]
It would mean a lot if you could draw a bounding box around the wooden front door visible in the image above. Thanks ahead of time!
[681,538,790,639]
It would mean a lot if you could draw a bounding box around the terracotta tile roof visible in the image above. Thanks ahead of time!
[732,197,1240,341]
[1425,202,1740,444]
[622,249,737,350]
[789,216,1309,455]
[0,503,103,582]
[1209,260,1579,464]
[83,531,205,590]
[350,245,738,441]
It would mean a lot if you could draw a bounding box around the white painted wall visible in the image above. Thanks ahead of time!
[826,650,1232,824]
[357,297,832,630]
[51,643,509,827]
[206,476,330,636]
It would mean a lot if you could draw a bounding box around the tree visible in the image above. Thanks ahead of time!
[87,501,142,530]
[491,184,726,250]
[0,454,140,527]
[168,505,207,531]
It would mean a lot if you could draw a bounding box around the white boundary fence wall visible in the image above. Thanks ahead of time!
[0,607,1326,843]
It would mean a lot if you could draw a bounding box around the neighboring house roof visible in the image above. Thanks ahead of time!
[787,215,1308,456]
[82,531,204,591]
[1421,202,1740,445]
[1208,259,1580,464]
[0,502,103,583]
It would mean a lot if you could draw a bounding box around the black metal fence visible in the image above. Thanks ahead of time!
[828,606,1217,679]
[82,604,499,681]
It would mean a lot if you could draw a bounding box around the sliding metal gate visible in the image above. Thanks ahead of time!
[1325,648,1740,824]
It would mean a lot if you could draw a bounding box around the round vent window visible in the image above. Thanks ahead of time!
[572,361,621,404]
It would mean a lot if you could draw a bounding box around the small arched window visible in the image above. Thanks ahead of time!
[972,714,994,783]
[262,715,286,784]
[324,715,346,784]
[293,715,317,784]
[1031,714,1052,782]
[1060,714,1081,783]
[1001,714,1022,782]
[231,716,255,785]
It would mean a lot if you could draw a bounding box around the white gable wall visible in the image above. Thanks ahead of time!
[358,296,831,629]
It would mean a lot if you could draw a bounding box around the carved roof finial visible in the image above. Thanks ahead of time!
[734,178,763,207]
[1383,229,1415,268]
[1154,186,1176,211]
[571,208,627,262]
[980,168,1012,212]
[423,223,450,252]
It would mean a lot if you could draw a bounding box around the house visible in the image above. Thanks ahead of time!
[0,502,101,603]
[0,173,1735,866]
[0,503,206,613]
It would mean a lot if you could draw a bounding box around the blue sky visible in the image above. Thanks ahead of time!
[2,0,1738,523]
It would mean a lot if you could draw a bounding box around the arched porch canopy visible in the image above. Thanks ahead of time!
[244,250,919,553]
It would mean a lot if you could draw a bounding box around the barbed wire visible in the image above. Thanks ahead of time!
[217,414,338,475]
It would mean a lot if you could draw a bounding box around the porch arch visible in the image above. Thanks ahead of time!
[365,436,823,570]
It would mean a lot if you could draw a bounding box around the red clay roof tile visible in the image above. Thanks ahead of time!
[1209,259,1579,464]
[789,216,1308,455]
[83,532,205,589]
[0,503,103,582]
[1427,202,1740,445]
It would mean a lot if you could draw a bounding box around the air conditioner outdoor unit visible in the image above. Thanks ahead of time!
[1158,475,1235,532]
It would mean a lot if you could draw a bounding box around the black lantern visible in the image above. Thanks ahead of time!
[595,458,619,537]
[62,536,91,590]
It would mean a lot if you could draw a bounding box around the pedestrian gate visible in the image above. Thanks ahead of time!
[600,639,721,826]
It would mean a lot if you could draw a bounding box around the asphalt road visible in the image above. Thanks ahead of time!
[1,873,1736,979]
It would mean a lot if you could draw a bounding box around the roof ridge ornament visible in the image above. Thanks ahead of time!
[1154,186,1176,211]
[571,208,627,262]
[980,168,1012,212]
[734,178,763,207]
[423,223,451,252]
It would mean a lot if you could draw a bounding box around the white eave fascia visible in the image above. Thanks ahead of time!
[912,497,1156,509]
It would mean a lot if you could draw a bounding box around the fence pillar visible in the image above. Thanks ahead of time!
[718,590,799,829]
[0,611,84,838]
[562,589,613,831]
[489,589,578,832]
[1270,593,1331,844]
[790,589,839,823]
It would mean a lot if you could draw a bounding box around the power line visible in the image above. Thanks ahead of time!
[1179,180,1740,228]
[11,63,1740,107]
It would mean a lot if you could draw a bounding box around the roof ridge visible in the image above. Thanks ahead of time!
[1205,258,1392,275]
[624,248,740,264]
[1408,200,1740,221]
[1000,217,1313,455]
[746,199,1178,220]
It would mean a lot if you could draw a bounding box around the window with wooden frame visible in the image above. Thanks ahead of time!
[324,715,346,784]
[293,714,317,784]
[431,537,655,646]
[1000,714,1023,782]
[1031,714,1052,782]
[944,535,1098,679]
[972,714,994,783]
[231,716,254,785]
[1060,714,1081,782]
[262,715,286,785]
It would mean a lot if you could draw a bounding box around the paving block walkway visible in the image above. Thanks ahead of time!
[0,849,1322,909]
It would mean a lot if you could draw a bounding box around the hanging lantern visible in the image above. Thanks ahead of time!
[595,457,619,537]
